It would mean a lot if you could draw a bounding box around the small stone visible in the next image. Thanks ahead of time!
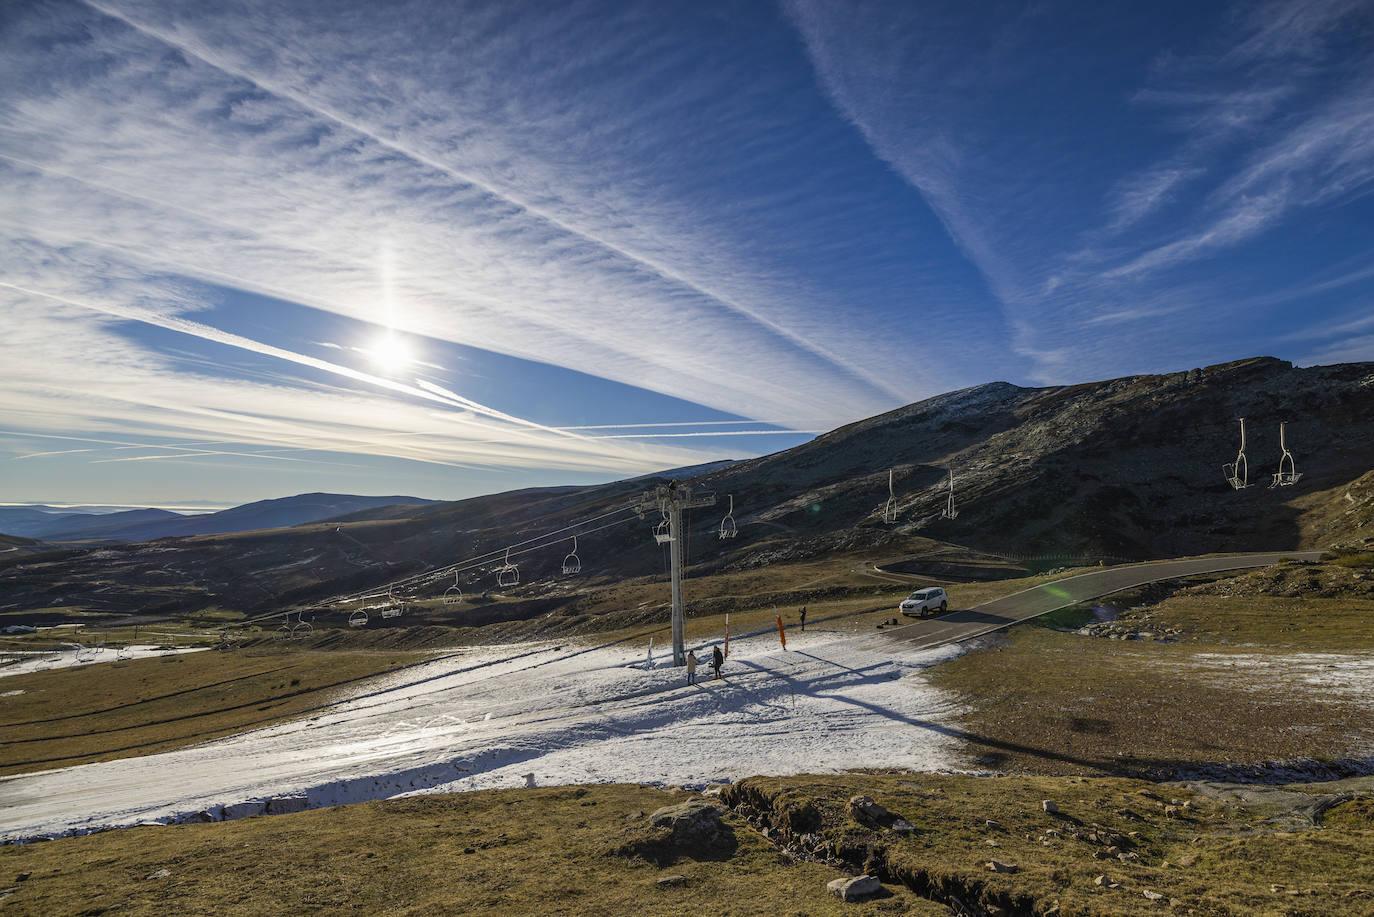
[463,847,475,854]
[655,875,687,888]
[15,873,31,883]
[1094,875,1108,886]
[890,818,916,835]
[985,839,1000,847]
[1042,800,1059,814]
[827,875,882,901]
[144,869,172,881]
[985,819,1006,832]
[1143,889,1164,901]
[986,859,1018,874]
[1164,805,1181,818]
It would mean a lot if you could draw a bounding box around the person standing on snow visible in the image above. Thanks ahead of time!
[712,644,724,680]
[686,649,698,685]
[799,605,807,632]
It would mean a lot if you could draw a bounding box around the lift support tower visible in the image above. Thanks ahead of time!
[636,482,715,666]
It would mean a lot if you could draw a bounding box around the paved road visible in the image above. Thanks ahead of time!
[886,552,1324,651]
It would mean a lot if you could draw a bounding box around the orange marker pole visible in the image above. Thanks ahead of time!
[775,612,786,650]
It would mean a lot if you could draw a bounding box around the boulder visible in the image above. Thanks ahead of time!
[986,860,1018,873]
[266,795,310,815]
[827,875,882,901]
[1041,800,1059,814]
[655,875,688,888]
[648,801,726,846]
[890,818,916,835]
[848,795,889,826]
[144,869,171,881]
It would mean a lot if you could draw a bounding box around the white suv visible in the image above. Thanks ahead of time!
[900,587,948,618]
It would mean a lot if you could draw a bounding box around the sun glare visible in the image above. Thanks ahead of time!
[368,333,413,374]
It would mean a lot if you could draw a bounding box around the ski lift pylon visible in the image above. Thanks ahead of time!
[718,495,737,540]
[562,536,582,575]
[1223,418,1252,490]
[1270,420,1303,488]
[497,547,520,588]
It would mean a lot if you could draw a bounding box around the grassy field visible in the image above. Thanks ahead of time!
[934,562,1374,778]
[2,773,1369,915]
[0,648,429,776]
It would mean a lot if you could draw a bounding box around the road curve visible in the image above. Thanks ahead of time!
[886,551,1324,651]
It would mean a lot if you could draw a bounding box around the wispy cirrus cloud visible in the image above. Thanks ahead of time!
[784,0,1374,382]
[4,0,982,502]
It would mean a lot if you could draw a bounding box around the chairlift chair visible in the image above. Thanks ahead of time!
[882,469,898,524]
[653,511,675,544]
[497,547,520,588]
[1222,418,1252,490]
[443,571,464,605]
[292,617,315,637]
[562,536,582,575]
[348,608,369,628]
[941,466,958,520]
[718,495,737,540]
[377,587,403,619]
[1270,421,1303,487]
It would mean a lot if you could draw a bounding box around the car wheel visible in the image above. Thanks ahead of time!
[939,601,947,613]
[919,607,927,618]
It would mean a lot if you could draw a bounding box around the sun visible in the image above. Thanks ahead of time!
[367,332,413,374]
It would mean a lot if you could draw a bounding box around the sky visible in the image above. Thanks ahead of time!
[2,0,1372,510]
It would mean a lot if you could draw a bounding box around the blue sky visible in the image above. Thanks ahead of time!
[2,0,1372,510]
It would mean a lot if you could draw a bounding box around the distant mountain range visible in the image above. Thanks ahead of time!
[0,493,436,543]
[3,356,1371,618]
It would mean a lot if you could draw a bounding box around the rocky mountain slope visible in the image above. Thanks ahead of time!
[2,356,1370,618]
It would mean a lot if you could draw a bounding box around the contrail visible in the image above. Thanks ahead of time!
[80,0,910,405]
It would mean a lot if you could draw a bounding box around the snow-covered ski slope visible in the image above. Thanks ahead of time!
[0,628,965,843]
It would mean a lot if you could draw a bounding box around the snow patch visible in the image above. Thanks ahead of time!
[0,628,968,843]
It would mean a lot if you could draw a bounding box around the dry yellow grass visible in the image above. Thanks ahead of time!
[0,647,429,776]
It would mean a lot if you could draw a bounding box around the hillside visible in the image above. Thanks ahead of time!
[1,356,1370,619]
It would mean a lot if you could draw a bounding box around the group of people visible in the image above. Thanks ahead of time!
[685,644,723,684]
[684,605,809,685]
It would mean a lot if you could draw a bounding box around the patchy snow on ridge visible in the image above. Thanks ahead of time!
[0,627,966,843]
[1175,652,1374,696]
[0,644,208,678]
